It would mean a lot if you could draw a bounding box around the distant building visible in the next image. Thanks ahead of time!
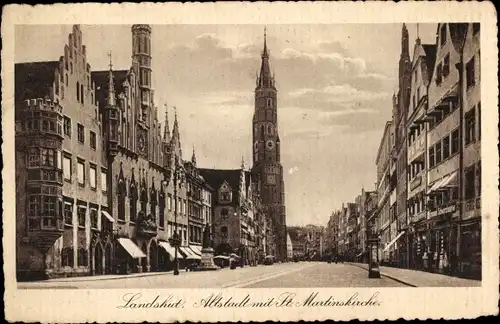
[286,232,293,259]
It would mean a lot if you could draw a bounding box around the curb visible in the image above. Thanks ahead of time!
[346,262,417,287]
[44,271,174,283]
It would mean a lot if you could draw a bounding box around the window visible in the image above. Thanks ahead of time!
[429,146,435,168]
[150,191,157,216]
[167,194,172,210]
[473,23,480,35]
[442,135,450,159]
[28,148,40,167]
[80,84,84,104]
[465,165,475,199]
[436,63,442,85]
[42,148,57,167]
[183,199,187,215]
[63,155,72,181]
[64,202,73,225]
[90,208,98,229]
[159,193,165,228]
[465,109,476,144]
[466,57,475,88]
[90,131,96,150]
[28,196,39,218]
[77,123,84,143]
[221,208,229,220]
[77,248,88,267]
[77,206,86,227]
[101,169,107,193]
[477,102,481,140]
[76,82,80,102]
[451,129,459,154]
[221,226,228,239]
[117,180,126,221]
[440,24,447,47]
[443,54,450,77]
[89,164,97,189]
[220,191,231,202]
[77,160,85,186]
[130,185,137,222]
[62,247,74,267]
[267,98,272,108]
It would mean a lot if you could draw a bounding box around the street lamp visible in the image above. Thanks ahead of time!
[167,157,185,276]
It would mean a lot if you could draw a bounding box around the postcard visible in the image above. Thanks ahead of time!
[2,2,499,322]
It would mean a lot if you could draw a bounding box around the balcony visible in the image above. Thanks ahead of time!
[25,218,64,253]
[136,211,158,236]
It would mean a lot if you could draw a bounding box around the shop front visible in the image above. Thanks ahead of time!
[458,219,481,279]
[409,220,428,270]
[426,206,458,275]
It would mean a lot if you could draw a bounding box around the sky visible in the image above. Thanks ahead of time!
[15,23,437,227]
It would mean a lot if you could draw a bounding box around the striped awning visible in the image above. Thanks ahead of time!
[101,210,114,222]
[158,241,177,260]
[118,238,146,259]
[190,245,202,256]
[178,246,192,258]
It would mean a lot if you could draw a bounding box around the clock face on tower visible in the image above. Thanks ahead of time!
[266,140,275,150]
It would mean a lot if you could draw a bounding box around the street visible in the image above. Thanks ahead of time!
[18,262,406,289]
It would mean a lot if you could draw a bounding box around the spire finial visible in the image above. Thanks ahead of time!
[163,102,170,141]
[262,26,269,58]
[107,50,116,107]
[191,145,197,165]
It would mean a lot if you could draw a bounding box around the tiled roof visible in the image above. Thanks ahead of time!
[198,168,242,205]
[15,61,59,103]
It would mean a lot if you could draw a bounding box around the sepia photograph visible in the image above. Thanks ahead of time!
[2,2,498,322]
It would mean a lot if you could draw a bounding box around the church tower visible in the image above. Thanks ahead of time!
[251,28,287,261]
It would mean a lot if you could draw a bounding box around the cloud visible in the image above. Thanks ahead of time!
[288,166,300,175]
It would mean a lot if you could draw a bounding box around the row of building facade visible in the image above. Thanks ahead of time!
[288,225,325,261]
[325,23,481,279]
[15,24,285,280]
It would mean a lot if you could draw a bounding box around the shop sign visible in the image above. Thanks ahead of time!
[437,205,456,216]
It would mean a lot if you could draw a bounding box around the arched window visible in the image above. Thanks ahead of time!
[129,182,138,222]
[117,179,126,221]
[76,81,80,102]
[159,191,165,228]
[260,125,265,139]
[267,98,272,108]
[150,188,157,216]
[267,124,273,135]
[140,188,148,213]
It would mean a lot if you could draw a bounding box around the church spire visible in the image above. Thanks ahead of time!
[172,106,180,140]
[107,51,116,107]
[191,146,197,166]
[401,23,410,58]
[257,27,273,89]
[163,103,170,142]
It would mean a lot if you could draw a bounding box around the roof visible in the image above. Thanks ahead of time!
[15,61,59,103]
[422,44,437,80]
[91,69,129,112]
[198,168,246,205]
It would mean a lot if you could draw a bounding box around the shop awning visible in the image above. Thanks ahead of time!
[101,210,115,222]
[158,241,177,260]
[186,253,201,260]
[190,245,202,256]
[428,171,458,194]
[383,231,405,252]
[118,238,146,259]
[178,246,192,258]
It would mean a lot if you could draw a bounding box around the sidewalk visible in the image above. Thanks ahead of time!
[45,270,175,283]
[347,262,481,287]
